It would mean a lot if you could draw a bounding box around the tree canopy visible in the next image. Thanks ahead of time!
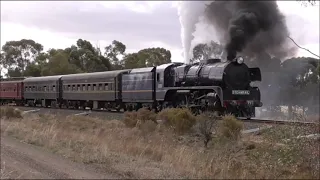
[0,38,172,77]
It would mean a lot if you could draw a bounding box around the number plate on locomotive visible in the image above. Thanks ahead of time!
[232,90,250,95]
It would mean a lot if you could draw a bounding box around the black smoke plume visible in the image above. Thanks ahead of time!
[204,1,297,60]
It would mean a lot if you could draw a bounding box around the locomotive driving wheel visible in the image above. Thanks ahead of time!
[205,92,223,116]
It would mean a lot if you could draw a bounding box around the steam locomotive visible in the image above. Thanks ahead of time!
[0,56,262,118]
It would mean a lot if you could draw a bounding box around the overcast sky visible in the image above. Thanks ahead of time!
[1,1,319,63]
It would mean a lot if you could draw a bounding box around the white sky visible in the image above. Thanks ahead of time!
[0,0,319,67]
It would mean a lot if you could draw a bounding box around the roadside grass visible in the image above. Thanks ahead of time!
[0,106,319,179]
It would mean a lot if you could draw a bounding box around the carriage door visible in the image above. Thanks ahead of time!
[15,83,19,98]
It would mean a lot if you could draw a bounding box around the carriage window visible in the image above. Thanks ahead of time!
[77,85,81,91]
[67,85,71,91]
[82,84,86,91]
[98,84,103,91]
[44,86,47,92]
[53,85,56,91]
[157,73,160,82]
[93,84,97,91]
[104,83,108,90]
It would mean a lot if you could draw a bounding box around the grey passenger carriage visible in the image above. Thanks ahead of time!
[23,75,62,107]
[61,70,130,110]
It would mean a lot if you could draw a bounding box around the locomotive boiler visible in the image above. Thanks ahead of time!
[161,56,263,117]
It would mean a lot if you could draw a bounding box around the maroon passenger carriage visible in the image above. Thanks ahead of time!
[0,77,25,105]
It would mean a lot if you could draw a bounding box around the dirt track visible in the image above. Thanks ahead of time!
[0,136,117,179]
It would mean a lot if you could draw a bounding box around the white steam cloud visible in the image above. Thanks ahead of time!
[177,1,207,63]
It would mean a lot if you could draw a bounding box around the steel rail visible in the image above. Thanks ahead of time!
[237,117,318,125]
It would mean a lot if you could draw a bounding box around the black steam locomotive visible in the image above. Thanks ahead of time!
[1,56,262,118]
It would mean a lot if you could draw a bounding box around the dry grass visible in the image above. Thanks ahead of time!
[0,106,22,119]
[0,107,319,179]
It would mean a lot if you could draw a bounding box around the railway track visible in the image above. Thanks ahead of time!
[2,104,318,126]
[237,117,318,126]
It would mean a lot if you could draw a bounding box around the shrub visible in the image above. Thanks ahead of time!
[139,120,157,134]
[157,108,196,134]
[0,106,22,119]
[219,115,243,140]
[196,112,219,147]
[123,108,157,129]
[123,111,139,128]
[137,108,157,123]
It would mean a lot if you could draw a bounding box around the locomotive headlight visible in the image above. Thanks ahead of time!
[237,56,244,64]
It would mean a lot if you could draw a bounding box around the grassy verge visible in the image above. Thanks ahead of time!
[1,106,319,179]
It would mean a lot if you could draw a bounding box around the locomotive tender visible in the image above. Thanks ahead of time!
[0,56,262,118]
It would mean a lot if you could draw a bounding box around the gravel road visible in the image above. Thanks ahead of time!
[0,136,118,179]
